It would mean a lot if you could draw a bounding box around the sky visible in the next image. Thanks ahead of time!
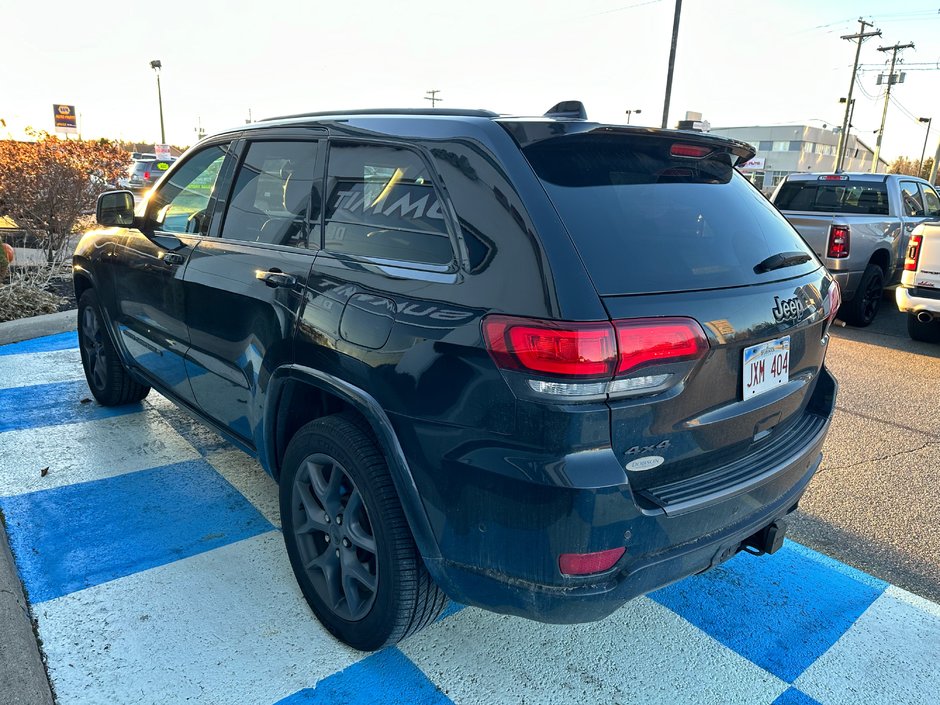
[1,0,939,162]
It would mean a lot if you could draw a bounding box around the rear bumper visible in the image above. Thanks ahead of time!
[418,368,837,623]
[896,285,940,316]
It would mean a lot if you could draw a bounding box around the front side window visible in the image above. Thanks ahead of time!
[324,141,453,266]
[220,140,320,246]
[151,144,229,234]
[900,181,925,217]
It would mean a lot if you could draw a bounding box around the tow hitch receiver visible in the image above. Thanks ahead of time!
[743,520,788,556]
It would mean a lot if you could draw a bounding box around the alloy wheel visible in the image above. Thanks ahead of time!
[291,453,378,621]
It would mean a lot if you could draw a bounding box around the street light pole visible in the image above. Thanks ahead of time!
[661,0,682,129]
[625,109,642,125]
[150,60,165,144]
[918,117,932,178]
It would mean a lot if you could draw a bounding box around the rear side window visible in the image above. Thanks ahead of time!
[523,134,818,295]
[324,141,453,266]
[773,181,890,215]
[221,140,320,246]
[900,181,925,217]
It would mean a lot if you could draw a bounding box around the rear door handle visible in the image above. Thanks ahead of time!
[161,252,185,266]
[256,270,296,288]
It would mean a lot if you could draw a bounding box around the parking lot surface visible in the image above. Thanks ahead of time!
[0,328,938,705]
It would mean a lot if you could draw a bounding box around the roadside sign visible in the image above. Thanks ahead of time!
[740,157,766,170]
[155,144,171,159]
[53,104,77,134]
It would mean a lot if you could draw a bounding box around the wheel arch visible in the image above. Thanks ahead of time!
[264,365,442,561]
[869,248,890,276]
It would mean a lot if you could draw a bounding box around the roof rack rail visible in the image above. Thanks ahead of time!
[260,108,500,122]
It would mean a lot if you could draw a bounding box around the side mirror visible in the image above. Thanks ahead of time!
[96,191,135,227]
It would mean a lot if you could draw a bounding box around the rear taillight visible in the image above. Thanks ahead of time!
[482,315,709,399]
[905,234,923,271]
[824,280,841,333]
[827,225,850,258]
[481,318,616,378]
[143,171,151,180]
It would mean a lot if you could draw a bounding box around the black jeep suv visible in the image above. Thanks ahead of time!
[75,106,839,651]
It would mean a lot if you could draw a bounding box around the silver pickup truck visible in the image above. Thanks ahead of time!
[771,173,940,326]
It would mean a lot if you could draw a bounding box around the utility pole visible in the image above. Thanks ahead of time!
[871,41,915,173]
[661,0,682,128]
[836,19,881,172]
[424,90,442,108]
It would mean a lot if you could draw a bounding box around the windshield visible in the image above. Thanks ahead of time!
[523,134,819,295]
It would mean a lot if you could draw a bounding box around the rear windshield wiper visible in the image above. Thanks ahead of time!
[754,251,812,274]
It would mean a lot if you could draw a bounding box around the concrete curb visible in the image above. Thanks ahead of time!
[0,316,63,703]
[0,518,55,705]
[0,310,76,346]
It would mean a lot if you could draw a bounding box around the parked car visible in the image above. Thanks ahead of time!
[123,157,176,194]
[75,105,839,651]
[896,221,940,342]
[771,172,940,326]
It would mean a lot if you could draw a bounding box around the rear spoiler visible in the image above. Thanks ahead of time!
[499,121,756,166]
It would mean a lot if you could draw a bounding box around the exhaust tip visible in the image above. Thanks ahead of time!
[917,311,934,323]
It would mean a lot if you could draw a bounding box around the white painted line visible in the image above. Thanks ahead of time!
[35,532,362,705]
[401,598,787,705]
[205,448,281,528]
[0,348,83,390]
[796,587,940,705]
[0,411,200,497]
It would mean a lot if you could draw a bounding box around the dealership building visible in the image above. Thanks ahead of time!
[708,124,889,194]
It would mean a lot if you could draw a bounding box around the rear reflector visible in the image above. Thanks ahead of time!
[559,547,625,576]
[670,143,712,158]
[827,225,850,258]
[144,171,151,180]
[905,234,923,271]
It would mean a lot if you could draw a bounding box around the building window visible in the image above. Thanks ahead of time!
[802,142,815,153]
[768,170,790,187]
[747,171,765,190]
[772,141,790,152]
[759,141,772,151]
[789,141,802,151]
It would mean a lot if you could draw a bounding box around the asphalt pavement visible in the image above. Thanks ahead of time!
[790,304,940,603]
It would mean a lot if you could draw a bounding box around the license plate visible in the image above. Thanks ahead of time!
[743,336,790,399]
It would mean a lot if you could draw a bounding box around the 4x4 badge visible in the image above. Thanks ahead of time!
[625,440,670,455]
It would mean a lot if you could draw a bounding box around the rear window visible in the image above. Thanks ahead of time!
[523,134,818,295]
[773,180,889,215]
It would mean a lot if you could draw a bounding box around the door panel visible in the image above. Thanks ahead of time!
[181,138,323,445]
[111,142,233,402]
[183,241,315,443]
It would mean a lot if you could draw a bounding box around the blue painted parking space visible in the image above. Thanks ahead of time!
[0,332,938,705]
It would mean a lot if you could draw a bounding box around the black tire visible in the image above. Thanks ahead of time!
[907,313,940,343]
[77,289,150,406]
[840,264,885,327]
[280,414,447,651]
